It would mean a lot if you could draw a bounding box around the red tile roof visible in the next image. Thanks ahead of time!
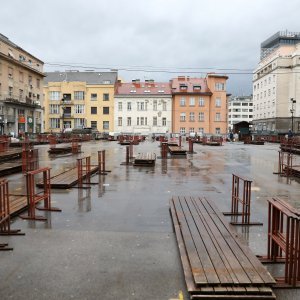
[171,77,212,94]
[116,81,171,95]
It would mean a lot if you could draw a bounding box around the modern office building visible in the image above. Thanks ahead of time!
[44,71,118,133]
[114,79,172,135]
[253,31,300,134]
[228,95,253,131]
[171,74,228,136]
[0,33,44,135]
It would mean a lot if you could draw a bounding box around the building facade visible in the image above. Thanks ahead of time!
[228,95,253,131]
[44,71,117,133]
[171,75,228,136]
[253,31,300,134]
[114,79,172,134]
[0,33,44,136]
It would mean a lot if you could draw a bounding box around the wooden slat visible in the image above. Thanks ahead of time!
[202,198,275,285]
[187,197,241,285]
[172,196,208,285]
[170,201,200,293]
[178,197,220,285]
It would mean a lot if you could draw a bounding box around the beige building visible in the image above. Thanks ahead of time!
[44,71,117,133]
[0,33,44,135]
[253,31,300,134]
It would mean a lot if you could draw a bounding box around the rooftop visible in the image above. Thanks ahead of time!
[171,76,211,94]
[260,30,300,60]
[115,80,171,95]
[44,71,118,85]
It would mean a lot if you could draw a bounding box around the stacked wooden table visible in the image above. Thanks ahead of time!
[170,196,276,299]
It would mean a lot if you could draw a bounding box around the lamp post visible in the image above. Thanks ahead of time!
[290,98,296,133]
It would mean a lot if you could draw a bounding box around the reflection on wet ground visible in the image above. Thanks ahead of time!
[0,140,299,299]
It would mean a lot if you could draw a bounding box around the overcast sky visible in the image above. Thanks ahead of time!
[1,0,299,95]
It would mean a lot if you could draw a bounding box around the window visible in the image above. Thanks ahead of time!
[74,118,85,128]
[28,75,32,85]
[36,79,40,89]
[91,107,97,114]
[103,93,109,101]
[180,112,186,121]
[199,128,204,134]
[215,83,225,91]
[91,121,97,129]
[19,89,23,100]
[189,97,195,106]
[8,67,13,78]
[118,102,122,111]
[215,113,221,121]
[103,107,109,114]
[153,100,157,111]
[162,102,167,111]
[50,118,60,128]
[103,121,109,130]
[137,117,140,125]
[153,117,158,126]
[127,117,131,126]
[118,117,122,126]
[140,117,145,126]
[91,93,97,101]
[49,91,60,100]
[63,93,71,101]
[127,102,132,111]
[162,117,166,126]
[199,112,204,121]
[199,97,205,106]
[19,72,23,83]
[180,97,186,106]
[49,104,60,114]
[74,91,84,100]
[189,112,195,121]
[215,128,221,134]
[180,127,186,134]
[215,98,221,107]
[75,104,85,114]
[189,128,195,133]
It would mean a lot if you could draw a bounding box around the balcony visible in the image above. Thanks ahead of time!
[62,113,74,119]
[61,99,73,105]
[1,93,41,109]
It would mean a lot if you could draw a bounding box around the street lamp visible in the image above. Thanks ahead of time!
[290,98,296,132]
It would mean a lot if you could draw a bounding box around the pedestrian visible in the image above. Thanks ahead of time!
[229,131,234,142]
[288,129,293,139]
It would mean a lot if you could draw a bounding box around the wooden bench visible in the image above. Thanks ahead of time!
[170,196,276,299]
[134,152,156,166]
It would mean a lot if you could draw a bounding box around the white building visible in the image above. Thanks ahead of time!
[228,95,253,131]
[114,80,172,135]
[252,31,300,134]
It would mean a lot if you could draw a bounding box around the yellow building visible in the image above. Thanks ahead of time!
[0,33,44,135]
[43,71,117,133]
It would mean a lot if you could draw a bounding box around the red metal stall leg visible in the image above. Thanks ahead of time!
[223,174,262,226]
[20,168,61,221]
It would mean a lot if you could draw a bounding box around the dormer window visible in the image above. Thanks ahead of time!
[193,85,201,91]
[180,84,188,90]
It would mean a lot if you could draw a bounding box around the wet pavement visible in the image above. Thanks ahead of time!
[0,140,299,299]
